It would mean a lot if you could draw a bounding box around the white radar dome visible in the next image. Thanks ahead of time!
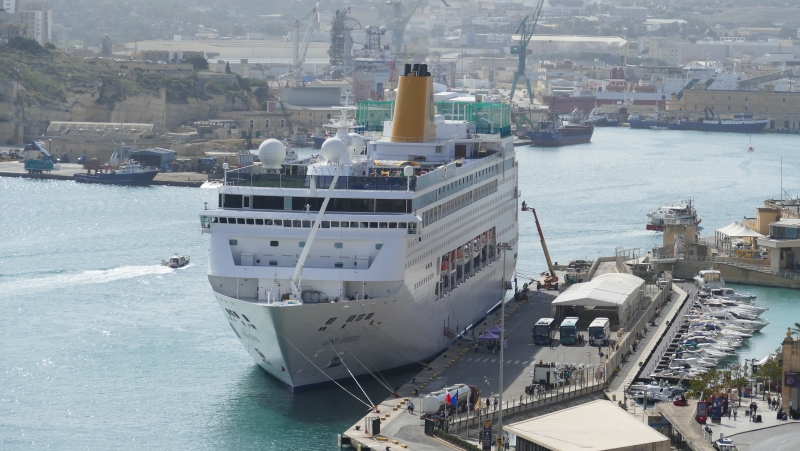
[321,137,348,164]
[347,133,365,156]
[404,166,415,177]
[257,139,286,168]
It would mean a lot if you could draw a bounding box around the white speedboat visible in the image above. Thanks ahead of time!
[200,65,519,389]
[162,254,190,268]
[709,288,756,302]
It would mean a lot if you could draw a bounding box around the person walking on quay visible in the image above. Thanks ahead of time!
[474,342,479,353]
[733,404,738,420]
[752,401,758,418]
[408,401,415,415]
[549,339,554,350]
[503,338,508,350]
[493,397,498,411]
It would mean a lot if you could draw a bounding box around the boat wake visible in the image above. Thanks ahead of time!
[0,265,174,295]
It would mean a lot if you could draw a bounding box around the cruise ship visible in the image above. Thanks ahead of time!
[200,64,520,389]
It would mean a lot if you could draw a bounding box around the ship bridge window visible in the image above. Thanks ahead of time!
[253,195,284,210]
[351,222,360,228]
[223,194,243,209]
[265,219,273,225]
[255,219,263,225]
[293,220,301,227]
[389,222,397,229]
[228,218,236,223]
[283,221,292,227]
[361,222,369,228]
[274,220,282,226]
[331,221,340,227]
[379,222,388,228]
[321,221,330,228]
[370,222,378,228]
[246,218,255,225]
[237,218,245,224]
[219,217,228,224]
[302,220,312,228]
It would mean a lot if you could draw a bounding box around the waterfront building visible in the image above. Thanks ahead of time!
[22,1,51,44]
[757,219,800,272]
[781,329,800,411]
[505,400,670,451]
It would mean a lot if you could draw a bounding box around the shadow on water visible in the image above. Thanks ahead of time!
[206,364,419,449]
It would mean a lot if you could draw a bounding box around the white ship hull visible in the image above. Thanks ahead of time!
[215,249,513,388]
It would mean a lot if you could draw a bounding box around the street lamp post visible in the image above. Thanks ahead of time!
[497,242,512,451]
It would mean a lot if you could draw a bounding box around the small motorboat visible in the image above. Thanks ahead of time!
[746,144,754,152]
[162,253,190,268]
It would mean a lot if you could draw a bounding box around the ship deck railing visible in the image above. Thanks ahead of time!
[224,172,417,191]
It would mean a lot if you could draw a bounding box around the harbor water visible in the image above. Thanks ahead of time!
[2,128,800,448]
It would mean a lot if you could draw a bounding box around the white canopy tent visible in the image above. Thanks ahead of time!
[551,273,646,329]
[715,221,764,255]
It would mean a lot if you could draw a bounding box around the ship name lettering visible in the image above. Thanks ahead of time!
[322,335,361,346]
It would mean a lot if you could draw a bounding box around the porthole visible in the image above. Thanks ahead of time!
[270,241,279,247]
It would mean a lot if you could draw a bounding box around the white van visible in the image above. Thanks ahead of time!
[588,317,611,346]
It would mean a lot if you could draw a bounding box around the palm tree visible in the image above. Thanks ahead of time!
[793,322,800,336]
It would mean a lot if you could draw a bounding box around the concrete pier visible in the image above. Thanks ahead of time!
[0,161,207,187]
[341,270,673,450]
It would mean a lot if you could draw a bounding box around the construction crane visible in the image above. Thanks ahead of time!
[386,0,424,56]
[510,0,544,103]
[522,203,559,290]
[297,0,320,70]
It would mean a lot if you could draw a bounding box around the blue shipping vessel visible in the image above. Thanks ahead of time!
[74,162,158,186]
[628,113,667,129]
[526,124,594,146]
[695,113,768,132]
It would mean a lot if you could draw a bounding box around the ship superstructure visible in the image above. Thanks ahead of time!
[200,63,519,389]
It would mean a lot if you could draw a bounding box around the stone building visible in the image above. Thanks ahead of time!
[781,328,800,410]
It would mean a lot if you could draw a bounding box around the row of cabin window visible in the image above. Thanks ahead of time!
[221,194,410,213]
[214,217,410,230]
[230,238,382,250]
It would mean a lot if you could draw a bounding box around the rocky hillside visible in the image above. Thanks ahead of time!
[0,38,268,144]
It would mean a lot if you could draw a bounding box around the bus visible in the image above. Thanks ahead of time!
[588,317,610,346]
[532,318,556,345]
[559,317,579,346]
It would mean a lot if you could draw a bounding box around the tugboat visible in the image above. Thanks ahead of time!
[162,253,190,268]
[525,112,593,146]
[74,161,158,186]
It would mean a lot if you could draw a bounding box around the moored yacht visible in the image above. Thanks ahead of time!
[200,64,519,389]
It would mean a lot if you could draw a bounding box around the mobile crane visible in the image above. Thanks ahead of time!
[522,202,558,290]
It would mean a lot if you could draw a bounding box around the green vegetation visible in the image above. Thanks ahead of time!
[433,429,483,451]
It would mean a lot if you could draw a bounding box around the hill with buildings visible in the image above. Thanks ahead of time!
[0,37,266,145]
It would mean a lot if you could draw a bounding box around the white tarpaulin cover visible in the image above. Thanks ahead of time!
[716,221,764,238]
[551,273,645,319]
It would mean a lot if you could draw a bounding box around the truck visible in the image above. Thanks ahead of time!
[23,141,55,173]
[421,384,481,414]
[527,364,565,389]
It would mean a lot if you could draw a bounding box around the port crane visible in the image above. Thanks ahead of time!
[509,0,544,103]
[522,203,558,290]
[386,0,424,55]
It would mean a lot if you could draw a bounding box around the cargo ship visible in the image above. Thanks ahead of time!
[526,116,593,146]
[73,162,158,186]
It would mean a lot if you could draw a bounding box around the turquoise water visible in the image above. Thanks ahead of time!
[2,128,799,448]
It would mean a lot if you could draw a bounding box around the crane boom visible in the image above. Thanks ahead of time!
[509,0,545,102]
[531,207,556,280]
[298,0,320,68]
